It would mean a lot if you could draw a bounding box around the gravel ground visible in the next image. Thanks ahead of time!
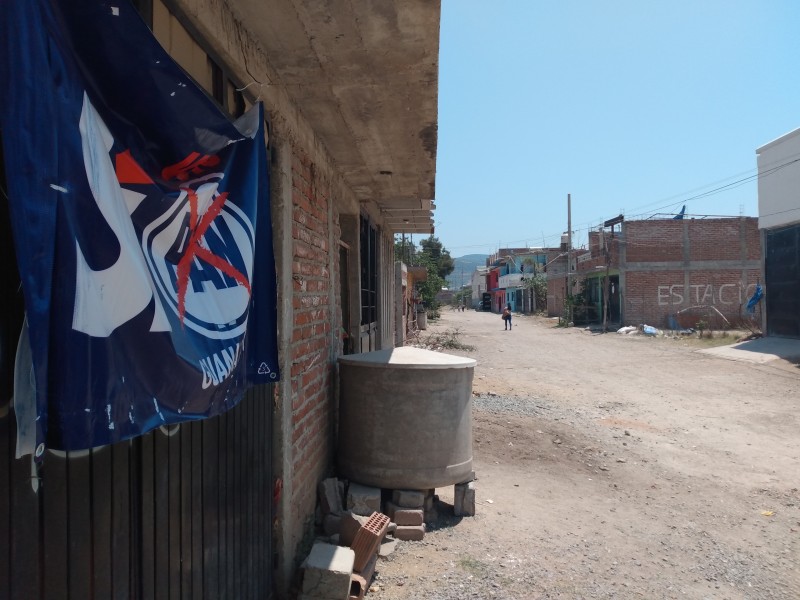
[364,311,799,600]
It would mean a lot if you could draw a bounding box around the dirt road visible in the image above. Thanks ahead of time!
[369,310,800,600]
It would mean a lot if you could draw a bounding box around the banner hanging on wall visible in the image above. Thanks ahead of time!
[0,0,279,453]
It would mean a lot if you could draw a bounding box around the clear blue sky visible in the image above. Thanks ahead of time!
[434,1,800,256]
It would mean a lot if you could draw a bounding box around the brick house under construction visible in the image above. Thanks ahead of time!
[547,217,762,329]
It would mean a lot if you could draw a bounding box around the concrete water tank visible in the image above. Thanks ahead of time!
[337,346,476,489]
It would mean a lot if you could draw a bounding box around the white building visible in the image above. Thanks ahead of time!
[757,127,800,337]
[471,267,489,308]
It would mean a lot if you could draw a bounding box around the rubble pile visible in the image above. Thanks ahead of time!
[298,475,476,600]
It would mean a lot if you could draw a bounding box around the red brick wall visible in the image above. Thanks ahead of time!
[625,220,684,262]
[624,270,684,325]
[547,277,565,316]
[588,231,600,255]
[687,220,740,261]
[289,149,334,524]
[621,218,761,328]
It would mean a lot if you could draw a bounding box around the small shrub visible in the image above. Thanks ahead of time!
[696,319,708,338]
[421,328,474,351]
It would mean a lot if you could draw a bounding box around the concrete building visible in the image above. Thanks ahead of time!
[485,267,502,312]
[395,263,428,344]
[485,248,559,313]
[0,1,440,597]
[546,248,584,318]
[470,266,489,309]
[757,128,800,337]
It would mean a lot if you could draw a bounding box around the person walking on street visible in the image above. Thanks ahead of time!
[502,304,512,330]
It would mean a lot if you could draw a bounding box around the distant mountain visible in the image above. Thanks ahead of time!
[446,254,489,289]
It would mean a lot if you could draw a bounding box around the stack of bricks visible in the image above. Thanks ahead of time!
[311,478,480,598]
[385,489,427,541]
[314,479,392,599]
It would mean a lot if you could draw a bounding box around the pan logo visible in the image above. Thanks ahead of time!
[143,181,254,340]
[73,94,254,341]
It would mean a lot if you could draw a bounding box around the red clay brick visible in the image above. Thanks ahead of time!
[384,501,424,526]
[393,524,425,541]
[350,512,389,572]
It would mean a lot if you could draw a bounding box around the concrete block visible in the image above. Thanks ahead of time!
[350,512,390,572]
[318,477,343,515]
[424,493,435,512]
[339,512,370,548]
[393,524,425,541]
[391,489,425,509]
[384,501,424,526]
[323,513,342,537]
[347,483,381,516]
[301,542,354,600]
[454,481,476,517]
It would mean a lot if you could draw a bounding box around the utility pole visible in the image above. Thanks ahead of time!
[567,193,572,324]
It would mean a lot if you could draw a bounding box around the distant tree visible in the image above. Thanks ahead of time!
[414,250,446,311]
[523,273,547,313]
[419,236,454,279]
[390,235,454,313]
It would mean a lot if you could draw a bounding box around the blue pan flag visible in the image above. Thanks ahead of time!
[0,0,279,453]
[746,284,763,314]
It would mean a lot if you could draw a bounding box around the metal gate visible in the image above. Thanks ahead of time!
[765,224,800,338]
[0,387,274,600]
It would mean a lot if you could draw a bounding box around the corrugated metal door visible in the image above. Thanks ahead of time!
[765,224,800,338]
[0,386,274,600]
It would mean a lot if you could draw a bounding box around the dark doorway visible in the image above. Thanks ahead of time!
[765,224,800,337]
[359,215,379,352]
[339,243,352,354]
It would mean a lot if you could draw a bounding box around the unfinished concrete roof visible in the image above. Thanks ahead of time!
[237,0,440,234]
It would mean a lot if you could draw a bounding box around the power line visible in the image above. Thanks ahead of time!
[444,154,800,253]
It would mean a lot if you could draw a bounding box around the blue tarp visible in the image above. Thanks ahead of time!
[746,284,764,314]
[0,0,279,453]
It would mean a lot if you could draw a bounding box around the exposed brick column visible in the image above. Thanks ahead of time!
[288,147,335,562]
